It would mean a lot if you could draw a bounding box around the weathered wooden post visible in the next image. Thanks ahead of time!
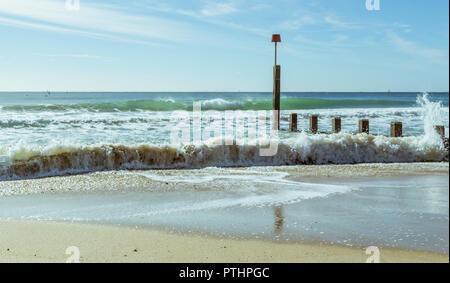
[435,125,445,138]
[272,34,281,131]
[310,115,318,134]
[332,117,341,133]
[273,66,281,130]
[289,113,298,132]
[390,122,403,137]
[359,119,369,134]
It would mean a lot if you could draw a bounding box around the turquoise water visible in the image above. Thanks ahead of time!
[0,92,448,111]
[0,92,448,180]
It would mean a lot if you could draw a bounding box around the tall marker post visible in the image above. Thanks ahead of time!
[272,34,281,131]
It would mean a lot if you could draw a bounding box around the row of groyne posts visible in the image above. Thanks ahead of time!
[270,34,448,147]
[285,114,447,139]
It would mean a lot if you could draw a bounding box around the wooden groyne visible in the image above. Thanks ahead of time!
[268,34,448,151]
[287,114,449,150]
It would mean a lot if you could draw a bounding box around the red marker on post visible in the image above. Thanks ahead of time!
[271,34,281,131]
[271,34,281,66]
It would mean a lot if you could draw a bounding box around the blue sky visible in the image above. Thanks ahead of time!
[0,0,448,92]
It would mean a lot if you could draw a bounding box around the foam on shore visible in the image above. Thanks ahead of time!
[0,163,447,196]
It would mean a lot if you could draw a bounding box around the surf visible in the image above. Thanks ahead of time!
[1,97,415,112]
[0,132,447,181]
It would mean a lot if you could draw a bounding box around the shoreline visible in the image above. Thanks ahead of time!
[0,220,448,263]
[1,163,448,262]
[1,162,448,196]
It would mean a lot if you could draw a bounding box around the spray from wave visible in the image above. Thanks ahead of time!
[417,93,445,145]
[0,134,447,181]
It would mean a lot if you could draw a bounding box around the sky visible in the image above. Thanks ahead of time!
[0,0,448,92]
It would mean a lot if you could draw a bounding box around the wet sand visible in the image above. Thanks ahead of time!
[0,163,448,262]
[0,163,448,196]
[0,220,447,263]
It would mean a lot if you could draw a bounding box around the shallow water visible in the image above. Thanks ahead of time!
[0,173,447,254]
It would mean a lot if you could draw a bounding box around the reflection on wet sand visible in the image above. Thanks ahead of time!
[274,206,284,236]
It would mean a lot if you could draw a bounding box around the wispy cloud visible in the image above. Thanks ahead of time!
[200,1,238,17]
[292,33,366,51]
[0,0,200,44]
[277,15,317,31]
[323,16,360,30]
[36,53,101,59]
[175,1,265,36]
[0,0,266,48]
[0,16,165,47]
[387,31,448,63]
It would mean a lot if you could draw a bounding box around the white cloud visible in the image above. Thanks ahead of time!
[200,1,238,17]
[294,33,356,49]
[36,53,101,59]
[0,0,265,47]
[277,15,317,31]
[176,1,265,36]
[176,0,239,18]
[323,16,359,30]
[0,0,198,43]
[387,31,447,63]
[0,16,165,47]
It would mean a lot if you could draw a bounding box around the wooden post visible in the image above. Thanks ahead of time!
[390,122,403,137]
[272,65,281,130]
[359,119,369,134]
[289,113,298,132]
[310,115,318,134]
[435,125,445,138]
[332,117,341,133]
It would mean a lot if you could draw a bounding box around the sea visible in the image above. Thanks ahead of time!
[0,91,449,254]
[0,91,448,180]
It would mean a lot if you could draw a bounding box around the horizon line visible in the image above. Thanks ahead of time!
[1,90,449,93]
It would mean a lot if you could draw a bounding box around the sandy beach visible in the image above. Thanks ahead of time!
[0,163,448,263]
[0,220,447,263]
[1,0,448,268]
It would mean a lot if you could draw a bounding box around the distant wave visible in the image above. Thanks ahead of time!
[1,98,415,112]
[1,133,447,181]
[0,118,151,128]
[1,109,434,129]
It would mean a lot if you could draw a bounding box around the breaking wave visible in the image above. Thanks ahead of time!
[0,133,447,181]
[0,93,448,181]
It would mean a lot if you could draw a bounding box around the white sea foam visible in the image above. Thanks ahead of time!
[201,98,244,110]
[120,168,357,215]
[0,93,448,180]
[0,130,447,181]
[417,93,445,145]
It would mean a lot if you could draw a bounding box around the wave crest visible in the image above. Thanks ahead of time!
[1,133,448,181]
[1,98,414,112]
